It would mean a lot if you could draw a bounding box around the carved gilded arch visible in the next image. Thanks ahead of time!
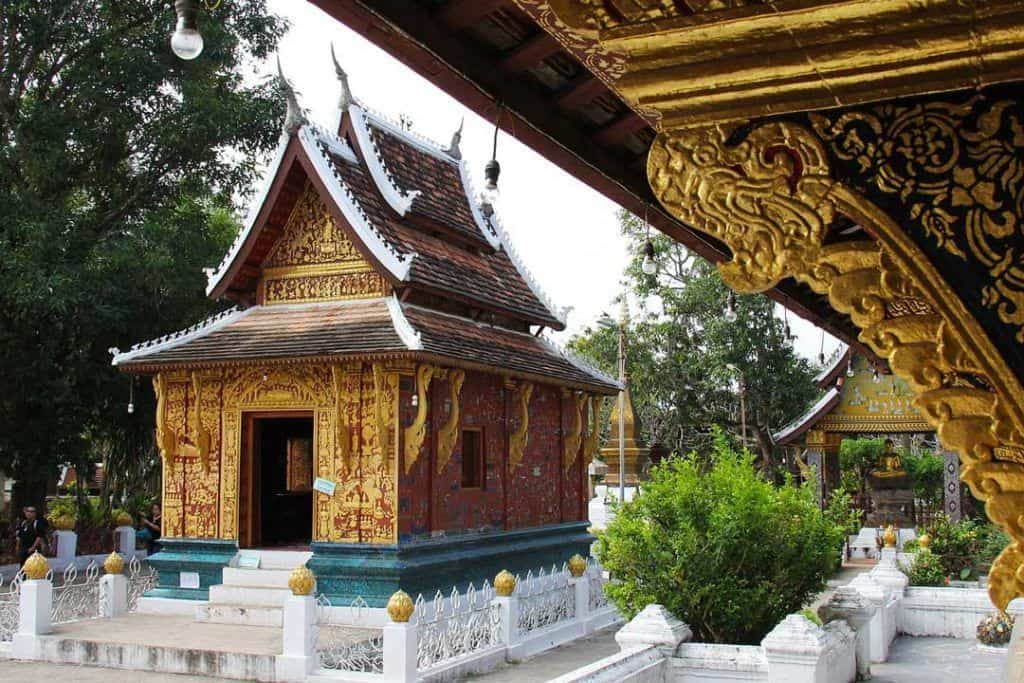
[648,116,1024,609]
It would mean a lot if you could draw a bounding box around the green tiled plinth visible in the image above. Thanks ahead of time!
[145,538,238,600]
[309,522,593,607]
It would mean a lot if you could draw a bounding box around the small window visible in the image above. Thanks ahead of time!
[461,429,484,489]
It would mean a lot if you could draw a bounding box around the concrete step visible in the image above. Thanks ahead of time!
[250,550,312,570]
[223,566,293,588]
[36,635,277,681]
[209,583,293,607]
[196,602,283,627]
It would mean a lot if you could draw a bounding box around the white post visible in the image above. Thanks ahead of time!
[615,604,692,654]
[495,594,520,648]
[115,526,136,556]
[382,621,418,683]
[762,614,828,683]
[850,574,889,662]
[99,573,129,618]
[821,586,876,680]
[570,575,590,633]
[12,577,53,659]
[53,530,77,566]
[275,594,318,682]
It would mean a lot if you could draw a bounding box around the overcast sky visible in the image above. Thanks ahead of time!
[258,1,840,362]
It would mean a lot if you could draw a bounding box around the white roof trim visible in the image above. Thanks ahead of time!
[298,126,414,281]
[358,104,457,163]
[772,387,841,445]
[386,296,422,351]
[348,105,421,216]
[112,307,250,366]
[458,159,502,250]
[485,204,569,327]
[205,132,291,296]
[538,334,622,390]
[814,344,850,385]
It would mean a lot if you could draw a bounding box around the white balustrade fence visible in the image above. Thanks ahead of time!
[0,571,22,643]
[303,558,621,682]
[126,555,160,612]
[51,561,101,624]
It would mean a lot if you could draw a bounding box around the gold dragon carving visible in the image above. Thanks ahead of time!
[648,119,1024,609]
[403,364,435,474]
[179,371,212,473]
[436,369,466,475]
[509,382,534,472]
[153,373,178,473]
[583,395,605,465]
[563,392,585,472]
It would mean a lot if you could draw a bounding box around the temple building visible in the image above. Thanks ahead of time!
[112,61,618,606]
[774,348,962,522]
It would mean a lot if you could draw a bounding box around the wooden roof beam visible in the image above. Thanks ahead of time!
[557,75,607,110]
[500,32,562,74]
[438,0,509,30]
[593,111,649,146]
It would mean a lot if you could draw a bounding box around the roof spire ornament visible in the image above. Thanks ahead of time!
[276,55,307,135]
[446,117,464,159]
[330,43,353,109]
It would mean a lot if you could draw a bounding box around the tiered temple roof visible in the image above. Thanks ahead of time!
[113,64,616,394]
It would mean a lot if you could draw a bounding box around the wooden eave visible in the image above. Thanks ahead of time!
[308,0,869,351]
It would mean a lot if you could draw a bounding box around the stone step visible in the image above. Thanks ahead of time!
[223,566,294,588]
[36,635,277,681]
[209,583,293,607]
[249,549,312,570]
[196,602,283,627]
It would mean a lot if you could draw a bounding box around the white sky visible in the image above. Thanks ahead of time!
[259,1,840,361]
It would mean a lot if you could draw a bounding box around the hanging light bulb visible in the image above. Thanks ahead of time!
[262,371,269,382]
[783,309,792,339]
[846,358,855,377]
[127,379,135,415]
[171,0,204,61]
[411,392,419,408]
[480,105,502,216]
[724,291,737,322]
[818,330,825,365]
[872,368,881,383]
[641,240,657,275]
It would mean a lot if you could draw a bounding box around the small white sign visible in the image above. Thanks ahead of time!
[238,550,261,569]
[314,477,337,496]
[179,571,200,589]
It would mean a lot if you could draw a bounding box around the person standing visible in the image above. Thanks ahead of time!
[140,502,162,555]
[15,506,48,567]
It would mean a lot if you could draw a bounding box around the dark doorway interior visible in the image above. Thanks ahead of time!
[255,416,313,547]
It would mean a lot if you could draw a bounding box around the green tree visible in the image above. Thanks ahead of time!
[595,431,843,644]
[904,449,944,510]
[0,2,285,514]
[839,437,885,497]
[569,211,818,470]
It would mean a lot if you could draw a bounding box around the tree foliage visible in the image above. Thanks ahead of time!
[595,431,843,644]
[0,1,285,513]
[569,211,818,469]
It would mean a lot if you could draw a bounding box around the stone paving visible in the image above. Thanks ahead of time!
[872,636,1006,682]
[466,626,620,682]
[0,660,214,682]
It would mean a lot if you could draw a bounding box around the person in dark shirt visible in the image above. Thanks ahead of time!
[15,506,48,566]
[140,502,162,555]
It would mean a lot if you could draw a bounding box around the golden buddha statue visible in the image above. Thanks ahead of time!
[874,439,906,478]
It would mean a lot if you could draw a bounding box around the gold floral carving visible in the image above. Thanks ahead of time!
[372,363,393,458]
[332,365,351,466]
[509,382,534,472]
[436,369,466,475]
[583,395,605,464]
[263,271,387,304]
[180,371,212,473]
[546,0,748,32]
[265,184,365,268]
[563,393,584,472]
[649,119,1024,608]
[403,364,435,474]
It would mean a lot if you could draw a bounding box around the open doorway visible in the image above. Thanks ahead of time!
[240,413,314,548]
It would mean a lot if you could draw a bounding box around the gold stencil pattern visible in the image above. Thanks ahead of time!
[436,369,466,475]
[264,185,365,267]
[649,119,1024,609]
[563,393,584,472]
[509,382,534,472]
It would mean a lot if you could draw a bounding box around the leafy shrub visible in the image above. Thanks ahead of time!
[924,515,980,579]
[903,450,944,508]
[908,549,946,586]
[824,488,862,541]
[595,432,843,644]
[976,525,1010,571]
[902,538,920,554]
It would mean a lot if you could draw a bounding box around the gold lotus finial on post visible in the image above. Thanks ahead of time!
[568,554,587,578]
[288,565,315,596]
[22,551,49,580]
[104,552,124,575]
[494,570,517,597]
[918,533,931,549]
[883,525,897,548]
[387,590,415,623]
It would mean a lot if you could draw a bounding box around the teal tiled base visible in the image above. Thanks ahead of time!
[145,538,238,600]
[310,522,593,607]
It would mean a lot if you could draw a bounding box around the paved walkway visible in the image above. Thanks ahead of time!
[872,636,1005,682]
[465,627,620,682]
[0,660,214,682]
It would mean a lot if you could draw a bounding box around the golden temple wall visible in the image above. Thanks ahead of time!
[155,362,400,544]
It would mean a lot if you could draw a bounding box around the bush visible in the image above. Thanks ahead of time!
[908,549,946,586]
[594,432,843,644]
[924,515,980,580]
[903,450,944,509]
[824,488,862,541]
[977,525,1010,571]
